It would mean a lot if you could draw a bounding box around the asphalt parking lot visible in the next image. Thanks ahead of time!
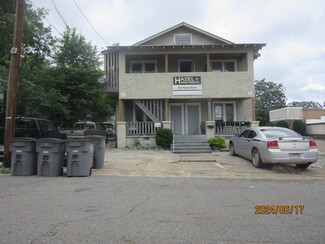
[92,139,325,180]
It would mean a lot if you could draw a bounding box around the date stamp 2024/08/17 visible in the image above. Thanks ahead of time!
[255,205,305,215]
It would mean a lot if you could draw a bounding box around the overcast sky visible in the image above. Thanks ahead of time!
[32,0,325,106]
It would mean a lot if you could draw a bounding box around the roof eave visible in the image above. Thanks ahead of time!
[103,43,266,52]
[133,22,234,46]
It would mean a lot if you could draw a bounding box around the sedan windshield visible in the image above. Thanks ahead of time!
[260,128,300,138]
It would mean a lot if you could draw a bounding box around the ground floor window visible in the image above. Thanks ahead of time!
[213,102,235,121]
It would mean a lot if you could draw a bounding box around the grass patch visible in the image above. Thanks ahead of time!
[169,161,180,164]
[272,164,299,174]
[0,167,11,174]
[318,153,325,159]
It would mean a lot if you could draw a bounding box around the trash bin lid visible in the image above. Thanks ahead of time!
[37,138,64,143]
[85,135,105,141]
[65,138,92,143]
[9,137,36,142]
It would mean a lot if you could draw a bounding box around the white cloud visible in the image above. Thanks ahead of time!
[85,0,135,43]
[301,82,325,91]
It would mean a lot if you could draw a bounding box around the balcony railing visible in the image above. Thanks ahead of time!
[215,121,251,136]
[126,122,157,136]
[120,72,253,99]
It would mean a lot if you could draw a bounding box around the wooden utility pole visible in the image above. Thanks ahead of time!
[3,0,25,167]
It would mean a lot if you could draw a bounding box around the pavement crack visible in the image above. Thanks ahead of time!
[30,213,102,243]
[129,196,150,213]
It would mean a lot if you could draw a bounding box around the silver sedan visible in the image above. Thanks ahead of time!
[229,127,318,168]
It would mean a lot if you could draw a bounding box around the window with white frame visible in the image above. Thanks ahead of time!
[214,102,235,121]
[179,59,194,72]
[174,34,192,45]
[211,60,237,72]
[130,61,157,73]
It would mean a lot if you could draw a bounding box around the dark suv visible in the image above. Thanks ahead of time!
[99,122,116,140]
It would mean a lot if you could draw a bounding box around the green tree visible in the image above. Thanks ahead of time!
[0,0,17,68]
[255,79,287,125]
[0,0,55,72]
[0,2,113,127]
[287,101,323,109]
[51,28,113,126]
[0,0,57,125]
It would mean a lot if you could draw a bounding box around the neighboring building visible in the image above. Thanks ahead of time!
[270,107,325,136]
[102,22,265,148]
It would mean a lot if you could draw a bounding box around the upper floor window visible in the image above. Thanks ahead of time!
[130,61,157,73]
[211,60,237,72]
[179,60,193,72]
[174,34,192,45]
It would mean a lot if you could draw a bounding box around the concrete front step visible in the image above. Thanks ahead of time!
[172,143,210,147]
[172,135,211,153]
[172,147,211,152]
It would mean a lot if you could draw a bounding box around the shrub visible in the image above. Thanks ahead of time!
[133,137,141,147]
[0,167,10,174]
[292,120,306,136]
[265,122,275,126]
[275,120,289,128]
[156,128,173,148]
[208,136,226,150]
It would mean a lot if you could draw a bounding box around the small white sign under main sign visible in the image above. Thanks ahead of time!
[172,76,202,95]
[154,123,162,128]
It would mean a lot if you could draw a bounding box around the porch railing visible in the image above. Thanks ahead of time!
[126,122,157,136]
[215,121,251,136]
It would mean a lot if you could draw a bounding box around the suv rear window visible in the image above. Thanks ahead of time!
[101,123,113,129]
[260,128,300,138]
[74,123,95,130]
[16,119,37,129]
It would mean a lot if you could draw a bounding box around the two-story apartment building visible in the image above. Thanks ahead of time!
[102,22,265,149]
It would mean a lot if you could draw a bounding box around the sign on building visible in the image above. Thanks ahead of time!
[172,76,202,95]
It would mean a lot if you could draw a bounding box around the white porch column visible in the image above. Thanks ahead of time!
[207,98,212,121]
[205,121,215,139]
[250,121,260,128]
[117,122,126,148]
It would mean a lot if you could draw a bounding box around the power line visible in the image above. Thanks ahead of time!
[44,17,63,36]
[73,0,109,46]
[31,1,63,36]
[50,0,68,27]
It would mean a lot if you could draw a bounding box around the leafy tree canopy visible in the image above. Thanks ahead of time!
[0,0,54,76]
[49,27,113,126]
[255,79,287,125]
[287,101,323,109]
[0,1,114,127]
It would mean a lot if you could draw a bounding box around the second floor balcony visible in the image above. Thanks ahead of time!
[119,71,254,99]
[105,49,257,98]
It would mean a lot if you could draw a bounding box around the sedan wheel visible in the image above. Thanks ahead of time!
[252,148,264,168]
[296,163,311,169]
[229,143,236,156]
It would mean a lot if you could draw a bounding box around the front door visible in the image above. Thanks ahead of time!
[186,104,200,135]
[170,104,183,135]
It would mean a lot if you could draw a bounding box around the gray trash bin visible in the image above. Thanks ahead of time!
[9,137,37,176]
[85,135,105,169]
[36,138,65,177]
[65,139,95,177]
